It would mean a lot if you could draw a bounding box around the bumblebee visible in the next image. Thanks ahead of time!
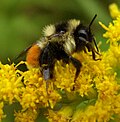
[17,14,100,81]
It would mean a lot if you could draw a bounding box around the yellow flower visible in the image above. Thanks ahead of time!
[0,62,23,104]
[54,60,75,92]
[99,4,120,68]
[72,100,114,122]
[0,102,6,121]
[47,106,73,122]
[19,67,61,110]
[1,3,120,122]
[14,108,38,122]
[113,94,120,115]
[99,4,120,43]
[47,83,62,108]
[99,17,120,43]
[109,3,120,18]
[96,78,119,102]
[106,43,120,68]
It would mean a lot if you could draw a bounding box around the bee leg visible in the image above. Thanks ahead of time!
[92,50,96,60]
[92,50,101,61]
[40,43,55,80]
[42,64,54,80]
[40,49,55,106]
[58,51,82,83]
[42,67,50,80]
[69,56,82,82]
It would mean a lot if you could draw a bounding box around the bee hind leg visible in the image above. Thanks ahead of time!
[42,64,54,80]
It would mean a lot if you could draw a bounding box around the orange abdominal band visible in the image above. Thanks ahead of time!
[26,44,41,68]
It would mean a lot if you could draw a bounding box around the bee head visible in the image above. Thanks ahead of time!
[74,14,99,53]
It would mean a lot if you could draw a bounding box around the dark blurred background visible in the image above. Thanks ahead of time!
[0,0,120,63]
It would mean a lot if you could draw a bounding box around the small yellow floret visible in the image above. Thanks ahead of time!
[109,3,120,18]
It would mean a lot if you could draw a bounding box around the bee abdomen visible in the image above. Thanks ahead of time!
[26,44,41,68]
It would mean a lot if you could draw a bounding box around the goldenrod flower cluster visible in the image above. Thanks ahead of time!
[0,3,120,122]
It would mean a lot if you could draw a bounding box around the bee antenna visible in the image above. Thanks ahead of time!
[89,14,97,30]
[88,14,99,52]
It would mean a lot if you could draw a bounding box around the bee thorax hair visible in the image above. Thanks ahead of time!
[43,24,56,36]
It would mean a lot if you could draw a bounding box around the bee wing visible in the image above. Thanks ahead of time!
[14,44,33,61]
[47,31,65,40]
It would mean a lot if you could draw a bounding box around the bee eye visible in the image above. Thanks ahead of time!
[78,29,88,40]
